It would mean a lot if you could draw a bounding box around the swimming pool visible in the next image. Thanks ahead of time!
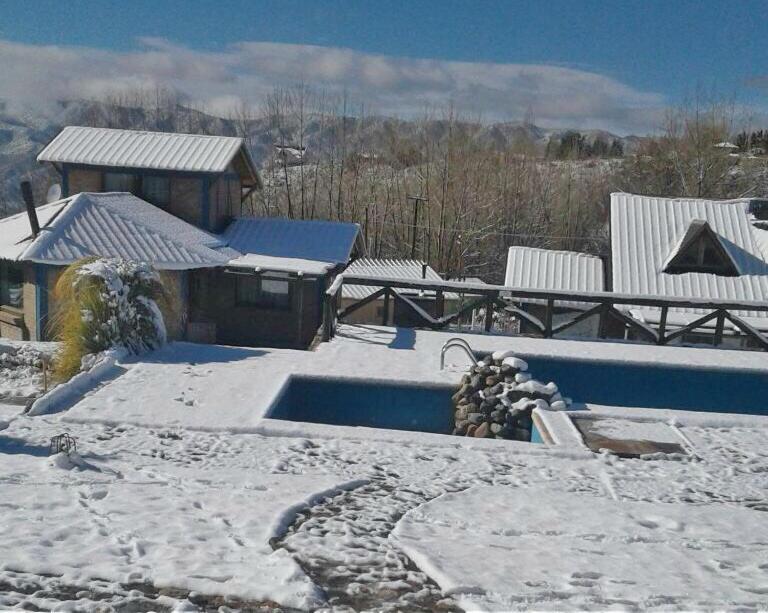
[267,377,456,434]
[517,354,768,415]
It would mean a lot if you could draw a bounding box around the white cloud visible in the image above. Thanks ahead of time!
[0,37,667,134]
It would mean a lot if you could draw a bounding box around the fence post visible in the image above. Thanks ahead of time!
[322,292,332,342]
[544,298,554,338]
[657,306,668,345]
[714,310,726,346]
[382,288,390,325]
[598,302,609,339]
[484,294,494,332]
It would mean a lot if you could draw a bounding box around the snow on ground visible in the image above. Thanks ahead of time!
[393,484,768,611]
[0,341,56,402]
[2,327,768,610]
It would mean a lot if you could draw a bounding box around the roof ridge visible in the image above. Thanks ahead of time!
[61,125,243,142]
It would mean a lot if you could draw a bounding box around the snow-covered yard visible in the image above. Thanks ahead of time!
[2,327,768,611]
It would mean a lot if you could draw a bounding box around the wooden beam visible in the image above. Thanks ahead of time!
[722,311,768,350]
[336,286,389,320]
[664,310,721,343]
[552,303,604,336]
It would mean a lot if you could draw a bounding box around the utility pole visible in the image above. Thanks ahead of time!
[407,195,429,260]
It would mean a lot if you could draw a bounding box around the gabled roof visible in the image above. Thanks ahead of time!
[38,126,260,186]
[0,192,229,270]
[342,258,449,299]
[610,192,768,317]
[662,219,739,276]
[505,246,604,293]
[223,217,360,275]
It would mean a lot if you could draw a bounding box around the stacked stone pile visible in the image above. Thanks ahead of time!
[451,350,567,441]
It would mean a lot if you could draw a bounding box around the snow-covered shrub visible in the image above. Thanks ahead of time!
[53,258,169,380]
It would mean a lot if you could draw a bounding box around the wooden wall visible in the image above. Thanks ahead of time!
[189,270,323,349]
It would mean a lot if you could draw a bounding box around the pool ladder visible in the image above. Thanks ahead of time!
[440,338,479,370]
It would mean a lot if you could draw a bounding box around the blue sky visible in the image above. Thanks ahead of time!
[1,0,766,133]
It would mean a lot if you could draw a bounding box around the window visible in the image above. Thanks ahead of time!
[142,175,171,208]
[664,220,739,276]
[0,262,24,309]
[103,172,138,194]
[236,273,291,310]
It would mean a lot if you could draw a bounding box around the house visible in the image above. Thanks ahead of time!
[504,246,605,337]
[37,126,261,232]
[340,259,468,327]
[0,126,360,349]
[611,192,768,347]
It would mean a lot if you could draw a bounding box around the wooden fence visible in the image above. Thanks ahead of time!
[323,274,768,351]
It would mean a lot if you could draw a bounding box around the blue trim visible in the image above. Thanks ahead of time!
[61,166,69,197]
[34,264,48,341]
[201,176,211,231]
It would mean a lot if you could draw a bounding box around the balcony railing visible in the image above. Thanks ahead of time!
[323,274,768,351]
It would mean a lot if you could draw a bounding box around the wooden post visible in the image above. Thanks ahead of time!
[382,288,390,325]
[714,310,725,346]
[544,298,554,338]
[436,290,444,319]
[598,303,608,339]
[484,294,494,332]
[295,275,304,348]
[657,306,668,345]
[322,292,332,342]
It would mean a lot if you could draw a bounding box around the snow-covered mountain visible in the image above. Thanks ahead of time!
[0,99,642,216]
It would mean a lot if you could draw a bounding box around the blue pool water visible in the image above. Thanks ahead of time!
[268,377,456,434]
[519,355,768,415]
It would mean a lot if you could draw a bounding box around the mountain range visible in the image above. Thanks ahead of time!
[0,99,643,216]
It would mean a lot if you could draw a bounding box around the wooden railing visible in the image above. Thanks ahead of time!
[323,274,768,351]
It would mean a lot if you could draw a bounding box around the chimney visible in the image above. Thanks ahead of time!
[21,181,40,237]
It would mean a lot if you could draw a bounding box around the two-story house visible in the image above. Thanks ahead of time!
[0,126,360,348]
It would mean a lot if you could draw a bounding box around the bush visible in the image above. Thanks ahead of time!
[52,258,169,380]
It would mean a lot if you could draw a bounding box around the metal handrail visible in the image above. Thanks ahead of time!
[440,337,479,370]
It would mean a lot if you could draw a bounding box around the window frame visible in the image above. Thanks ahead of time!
[0,261,24,310]
[235,273,292,311]
[141,174,171,209]
[103,171,139,194]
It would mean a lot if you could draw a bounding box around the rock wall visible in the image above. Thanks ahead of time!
[451,350,567,441]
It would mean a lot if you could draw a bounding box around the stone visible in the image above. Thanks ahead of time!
[488,383,504,396]
[466,424,478,437]
[474,422,490,438]
[518,414,533,430]
[452,384,473,402]
[454,420,469,435]
[484,395,499,407]
[470,374,482,389]
[461,373,472,385]
[490,409,505,422]
[515,372,532,383]
[467,412,484,425]
[485,375,501,387]
[490,423,502,434]
[514,428,531,441]
[455,406,468,421]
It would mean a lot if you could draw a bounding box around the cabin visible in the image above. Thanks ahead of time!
[0,126,360,349]
[504,247,605,337]
[611,192,768,347]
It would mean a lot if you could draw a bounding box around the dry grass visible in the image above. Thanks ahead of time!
[50,258,171,381]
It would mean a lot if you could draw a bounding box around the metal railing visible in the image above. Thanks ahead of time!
[323,274,768,351]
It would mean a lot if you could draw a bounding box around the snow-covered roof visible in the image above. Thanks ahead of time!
[342,258,448,300]
[223,217,359,275]
[0,192,229,270]
[505,247,604,293]
[611,192,768,318]
[38,126,258,181]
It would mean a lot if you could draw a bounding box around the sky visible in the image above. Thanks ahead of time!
[0,0,766,134]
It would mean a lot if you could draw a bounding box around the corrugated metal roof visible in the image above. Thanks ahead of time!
[610,192,768,318]
[38,126,248,174]
[0,192,229,270]
[224,217,359,273]
[340,258,471,300]
[505,246,604,294]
